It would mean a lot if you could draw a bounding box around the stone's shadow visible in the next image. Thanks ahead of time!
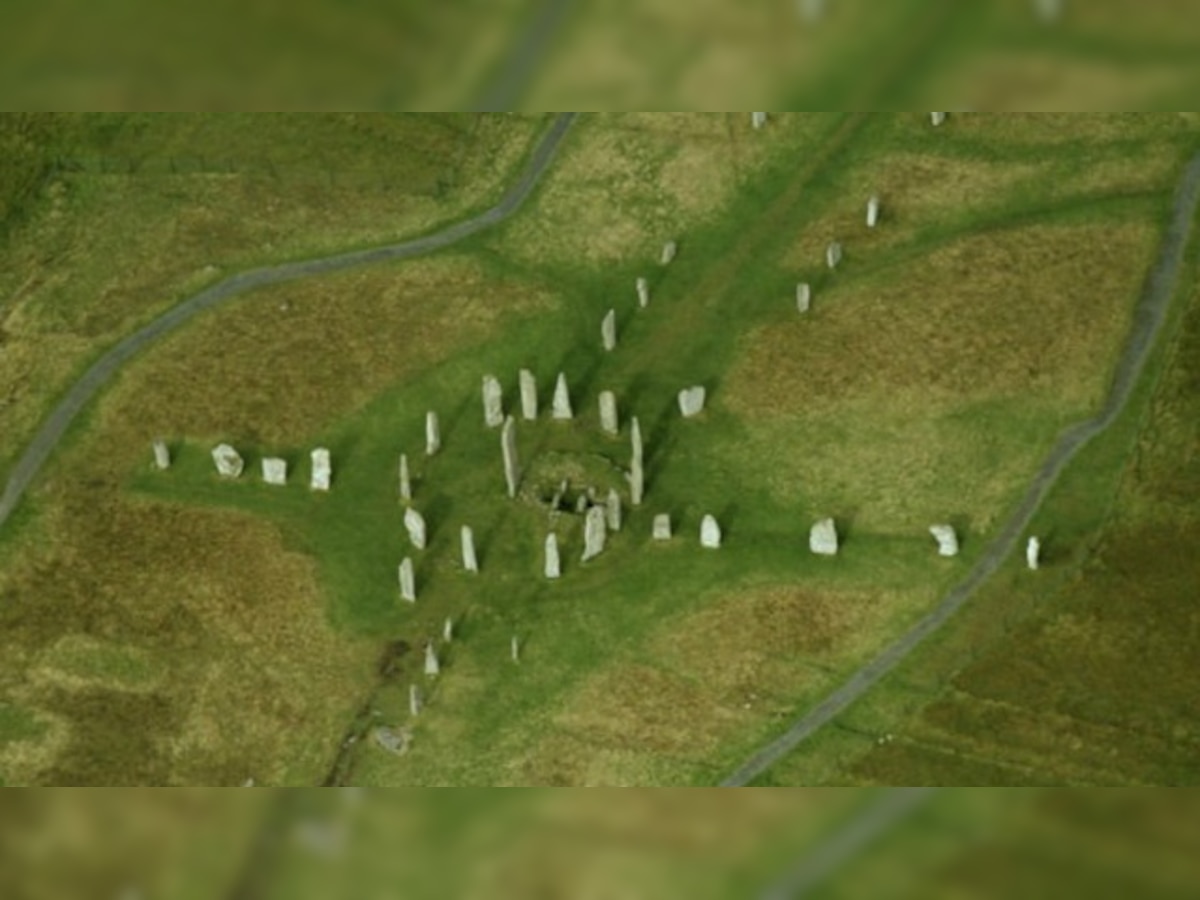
[947,513,974,554]
[717,500,741,544]
[438,390,475,453]
[828,506,860,548]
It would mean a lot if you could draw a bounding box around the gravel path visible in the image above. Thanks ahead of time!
[0,113,577,532]
[720,151,1200,787]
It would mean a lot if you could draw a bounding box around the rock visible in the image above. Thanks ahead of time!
[404,507,427,550]
[605,489,622,532]
[152,440,170,470]
[826,241,843,270]
[660,240,677,266]
[425,411,440,456]
[796,282,811,314]
[599,391,619,435]
[545,533,561,578]
[1034,0,1063,23]
[398,557,416,602]
[575,494,589,514]
[581,505,607,562]
[519,368,538,420]
[799,0,826,22]
[511,635,520,663]
[809,518,839,556]
[501,415,520,498]
[636,277,650,308]
[601,308,617,352]
[628,416,644,506]
[399,453,412,502]
[443,617,453,642]
[867,195,881,228]
[482,375,504,428]
[310,448,331,491]
[751,111,767,129]
[409,684,421,717]
[552,372,573,420]
[261,457,287,486]
[461,525,478,573]
[424,642,440,676]
[1026,536,1040,570]
[678,385,706,417]
[211,443,244,478]
[374,725,411,755]
[929,524,959,557]
[653,513,671,540]
[700,514,721,548]
[930,111,946,127]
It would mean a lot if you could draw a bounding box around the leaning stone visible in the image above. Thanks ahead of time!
[399,453,411,502]
[310,448,331,491]
[660,240,677,266]
[425,411,440,456]
[628,416,644,506]
[929,524,959,557]
[605,489,622,532]
[796,282,811,314]
[601,308,617,352]
[867,195,881,228]
[636,277,650,308]
[501,415,520,498]
[373,725,411,755]
[262,457,288,486]
[424,642,439,677]
[581,505,607,562]
[751,111,767,129]
[552,372,573,420]
[152,440,170,470]
[826,241,843,270]
[409,684,421,717]
[519,368,538,420]
[599,391,619,435]
[1026,536,1040,570]
[461,525,478,573]
[810,518,839,555]
[930,111,946,127]
[700,514,721,548]
[678,386,706,417]
[404,507,427,550]
[211,443,244,478]
[399,557,416,602]
[544,533,561,579]
[653,514,672,540]
[482,375,504,428]
[443,617,453,642]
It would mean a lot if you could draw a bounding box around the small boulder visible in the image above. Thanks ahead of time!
[211,444,244,478]
[678,386,706,418]
[809,518,839,556]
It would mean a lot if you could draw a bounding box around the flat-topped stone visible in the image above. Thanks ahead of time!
[796,282,811,314]
[262,457,287,486]
[310,448,331,491]
[519,368,538,420]
[425,411,440,456]
[751,111,767,129]
[930,111,946,126]
[605,489,622,532]
[809,518,838,555]
[152,440,170,470]
[678,386,706,418]
[544,533,561,579]
[599,391,618,435]
[212,444,244,478]
[867,195,881,228]
[700,514,721,548]
[461,525,478,573]
[601,309,617,352]
[652,514,671,540]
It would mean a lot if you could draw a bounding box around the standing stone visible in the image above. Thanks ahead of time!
[929,524,959,557]
[152,440,170,470]
[930,111,947,127]
[482,375,504,428]
[700,514,721,548]
[511,635,520,663]
[552,372,573,420]
[409,684,421,716]
[826,241,843,270]
[599,391,619,435]
[425,411,440,456]
[636,277,650,308]
[211,443,244,478]
[581,505,607,562]
[796,282,812,314]
[404,507,427,550]
[678,386,707,417]
[399,453,412,502]
[751,111,767,129]
[660,240,677,266]
[443,617,453,642]
[809,518,839,556]
[262,457,288,486]
[628,416,644,506]
[605,489,622,532]
[519,368,538,420]
[652,514,672,540]
[399,558,416,602]
[601,308,617,352]
[867,195,881,228]
[501,415,520,498]
[575,494,589,514]
[461,525,478,573]
[1026,536,1040,570]
[424,642,439,677]
[544,533,561,579]
[310,448,331,491]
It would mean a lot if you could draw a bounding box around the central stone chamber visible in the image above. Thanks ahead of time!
[517,450,626,514]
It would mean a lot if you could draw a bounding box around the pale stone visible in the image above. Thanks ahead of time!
[575,494,588,514]
[310,448,331,491]
[660,240,677,266]
[519,368,538,420]
[581,505,607,562]
[399,557,416,602]
[601,308,617,352]
[867,195,881,228]
[678,385,706,417]
[1034,0,1063,23]
[809,518,839,556]
[552,372,573,420]
[482,375,504,428]
[262,457,287,486]
[751,111,767,129]
[826,241,843,270]
[424,642,439,677]
[373,726,411,755]
[798,0,826,22]
[461,525,478,573]
[599,391,618,435]
[501,415,520,498]
[929,524,959,557]
[211,443,244,478]
[636,277,650,308]
[700,514,721,548]
[605,489,622,532]
[399,453,411,502]
[409,684,421,717]
[404,507,427,550]
[930,111,947,127]
[544,533,561,579]
[796,282,812,314]
[628,416,644,506]
[443,617,453,642]
[652,514,671,540]
[152,440,170,470]
[425,411,440,456]
[1026,536,1040,570]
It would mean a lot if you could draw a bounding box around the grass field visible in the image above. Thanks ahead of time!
[1,113,1198,785]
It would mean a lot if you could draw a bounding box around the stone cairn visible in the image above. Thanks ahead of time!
[606,489,622,532]
[424,642,440,677]
[404,507,427,550]
[653,514,672,540]
[152,440,170,470]
[636,277,650,308]
[700,514,721,548]
[751,111,767,129]
[660,240,677,266]
[810,518,839,556]
[599,391,619,435]
[930,111,947,127]
[544,533,561,579]
[826,241,843,270]
[399,453,412,502]
[311,448,331,491]
[867,195,881,228]
[399,558,416,602]
[212,443,244,478]
[519,368,538,420]
[501,416,520,498]
[929,524,959,557]
[482,375,504,428]
[796,282,812,314]
[426,411,440,456]
[461,525,478,573]
[628,416,644,506]
[581,505,607,562]
[1026,536,1040,570]
[552,372,573,420]
[678,386,706,418]
[601,308,617,352]
[262,457,287,486]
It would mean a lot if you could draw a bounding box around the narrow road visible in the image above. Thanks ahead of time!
[0,113,578,533]
[720,151,1200,787]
